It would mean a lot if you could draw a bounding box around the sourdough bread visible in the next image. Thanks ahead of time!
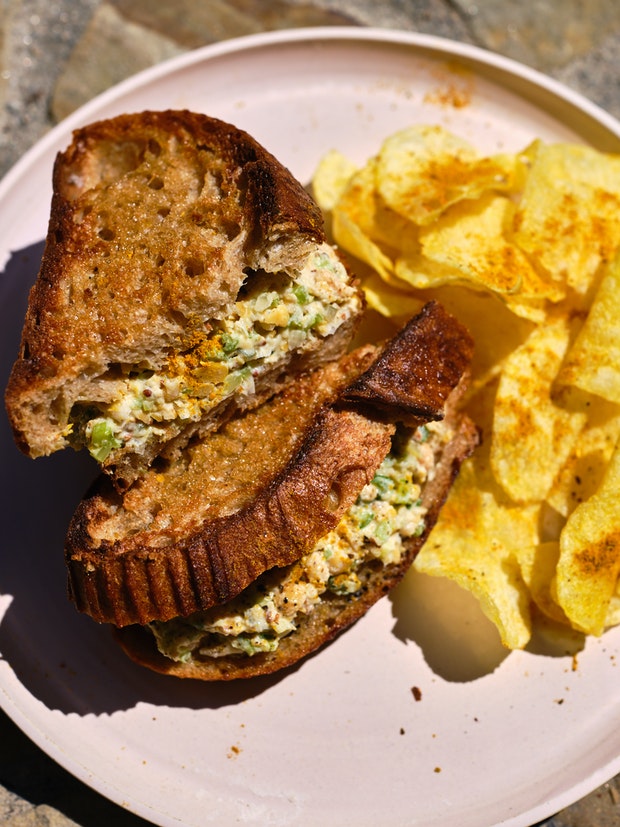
[5,110,363,486]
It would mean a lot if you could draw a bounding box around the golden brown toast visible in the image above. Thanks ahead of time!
[5,110,363,487]
[65,302,478,678]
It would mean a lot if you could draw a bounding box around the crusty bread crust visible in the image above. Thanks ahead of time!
[114,391,479,680]
[5,110,363,483]
[66,303,476,655]
[343,298,474,420]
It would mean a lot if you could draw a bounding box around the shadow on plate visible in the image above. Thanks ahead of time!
[390,563,585,683]
[389,566,510,681]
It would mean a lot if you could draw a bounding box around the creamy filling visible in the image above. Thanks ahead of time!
[149,419,452,662]
[68,244,358,461]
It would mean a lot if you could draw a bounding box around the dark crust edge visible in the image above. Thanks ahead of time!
[342,300,474,421]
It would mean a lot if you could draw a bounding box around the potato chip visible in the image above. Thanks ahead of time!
[397,194,563,306]
[517,541,568,624]
[545,397,620,519]
[512,140,620,295]
[554,440,620,636]
[376,124,524,226]
[490,318,587,503]
[311,125,620,649]
[414,458,538,649]
[394,249,464,291]
[331,208,395,283]
[336,159,417,254]
[501,294,549,324]
[605,582,620,628]
[558,251,620,403]
[311,149,358,212]
[356,268,424,320]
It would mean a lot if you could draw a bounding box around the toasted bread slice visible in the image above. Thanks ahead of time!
[65,303,477,651]
[5,110,363,487]
[115,399,478,680]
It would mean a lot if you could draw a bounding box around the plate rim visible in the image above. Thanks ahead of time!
[2,24,620,197]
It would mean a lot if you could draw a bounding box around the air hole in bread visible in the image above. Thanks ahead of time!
[222,218,241,241]
[148,175,164,190]
[157,207,170,219]
[184,258,205,277]
[236,270,254,299]
[112,472,128,491]
[147,139,161,157]
[155,255,165,267]
[151,455,170,473]
[98,227,115,241]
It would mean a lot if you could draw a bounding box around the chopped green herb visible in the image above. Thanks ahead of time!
[221,333,239,354]
[371,474,392,495]
[288,311,324,330]
[328,573,361,595]
[88,420,121,461]
[358,510,374,529]
[222,367,251,396]
[374,520,393,545]
[293,284,311,304]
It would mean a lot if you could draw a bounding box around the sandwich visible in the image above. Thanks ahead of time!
[65,302,479,680]
[4,110,363,488]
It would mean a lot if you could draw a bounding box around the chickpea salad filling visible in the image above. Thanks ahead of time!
[149,418,453,661]
[67,244,360,461]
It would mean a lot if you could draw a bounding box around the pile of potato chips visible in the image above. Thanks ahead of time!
[312,124,620,649]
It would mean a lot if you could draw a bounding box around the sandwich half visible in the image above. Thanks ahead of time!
[65,302,479,679]
[5,110,363,487]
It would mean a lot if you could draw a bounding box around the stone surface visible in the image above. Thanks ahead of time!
[454,0,620,72]
[286,0,475,38]
[109,0,358,47]
[548,777,620,827]
[50,3,183,122]
[1,778,80,826]
[555,27,620,120]
[0,0,99,176]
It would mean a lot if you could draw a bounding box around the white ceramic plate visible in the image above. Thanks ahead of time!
[1,27,620,827]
